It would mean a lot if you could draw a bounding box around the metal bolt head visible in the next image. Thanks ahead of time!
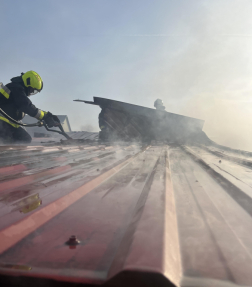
[66,235,80,246]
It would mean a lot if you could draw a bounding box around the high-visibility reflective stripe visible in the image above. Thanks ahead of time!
[0,83,18,127]
[39,110,45,120]
[0,83,10,99]
[0,116,19,128]
[34,109,45,120]
[0,89,10,99]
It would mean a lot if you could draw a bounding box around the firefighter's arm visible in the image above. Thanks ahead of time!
[11,86,44,119]
[11,86,59,126]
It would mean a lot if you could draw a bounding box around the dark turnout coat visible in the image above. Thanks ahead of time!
[0,76,40,121]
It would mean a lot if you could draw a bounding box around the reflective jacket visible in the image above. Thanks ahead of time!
[0,77,45,128]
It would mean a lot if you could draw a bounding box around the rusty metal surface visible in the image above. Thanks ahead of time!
[0,142,252,287]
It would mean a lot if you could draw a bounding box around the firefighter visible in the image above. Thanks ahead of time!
[154,99,166,111]
[0,71,60,144]
[98,108,110,140]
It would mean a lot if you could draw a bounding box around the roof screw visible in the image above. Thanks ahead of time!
[66,235,80,247]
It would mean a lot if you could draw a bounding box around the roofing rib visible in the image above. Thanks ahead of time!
[0,143,252,287]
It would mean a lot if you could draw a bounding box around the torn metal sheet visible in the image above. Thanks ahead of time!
[75,97,208,144]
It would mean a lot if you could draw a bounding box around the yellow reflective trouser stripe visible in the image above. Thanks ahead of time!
[0,116,20,128]
[0,89,10,99]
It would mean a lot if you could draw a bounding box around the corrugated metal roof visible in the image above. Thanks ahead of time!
[0,141,252,287]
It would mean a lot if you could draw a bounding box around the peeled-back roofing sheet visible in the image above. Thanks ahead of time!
[1,142,252,287]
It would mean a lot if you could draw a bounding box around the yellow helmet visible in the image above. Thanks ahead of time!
[22,71,43,95]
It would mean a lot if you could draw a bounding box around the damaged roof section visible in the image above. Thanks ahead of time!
[75,97,208,144]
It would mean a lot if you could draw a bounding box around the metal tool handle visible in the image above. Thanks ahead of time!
[0,108,42,127]
[0,107,72,140]
[43,121,72,140]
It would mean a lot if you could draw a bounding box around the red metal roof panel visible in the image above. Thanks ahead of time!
[0,143,252,287]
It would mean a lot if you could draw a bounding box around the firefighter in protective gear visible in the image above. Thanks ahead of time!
[154,99,166,111]
[0,71,60,143]
[98,108,111,141]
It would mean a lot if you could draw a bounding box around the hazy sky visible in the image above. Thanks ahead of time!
[1,0,252,150]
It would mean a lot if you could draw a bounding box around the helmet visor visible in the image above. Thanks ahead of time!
[29,89,39,95]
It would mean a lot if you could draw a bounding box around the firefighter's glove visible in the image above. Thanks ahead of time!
[44,112,60,128]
